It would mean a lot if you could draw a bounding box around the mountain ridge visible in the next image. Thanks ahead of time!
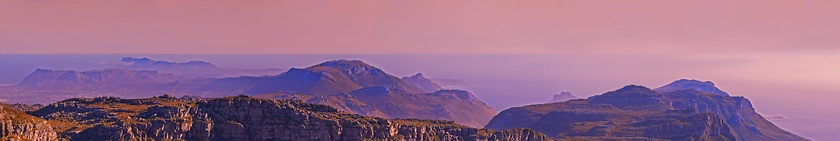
[120,57,219,69]
[486,83,807,141]
[244,60,425,95]
[654,79,730,96]
[117,57,284,78]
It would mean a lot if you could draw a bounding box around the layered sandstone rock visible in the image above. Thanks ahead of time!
[0,107,56,141]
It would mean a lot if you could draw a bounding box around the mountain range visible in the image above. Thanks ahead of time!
[0,59,496,127]
[117,57,285,78]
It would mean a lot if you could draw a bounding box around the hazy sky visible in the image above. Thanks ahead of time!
[2,0,840,54]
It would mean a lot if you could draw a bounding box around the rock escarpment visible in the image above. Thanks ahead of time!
[486,85,806,141]
[32,95,548,141]
[0,106,56,141]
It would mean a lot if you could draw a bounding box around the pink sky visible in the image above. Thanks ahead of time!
[2,0,840,54]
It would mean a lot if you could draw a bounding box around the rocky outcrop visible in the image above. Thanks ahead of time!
[486,84,806,141]
[0,107,56,141]
[33,95,547,141]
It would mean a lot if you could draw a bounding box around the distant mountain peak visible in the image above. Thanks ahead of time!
[116,57,284,78]
[402,73,443,93]
[676,79,712,83]
[16,68,180,88]
[547,92,578,103]
[120,57,217,68]
[305,60,387,75]
[120,57,151,63]
[654,79,729,96]
[311,60,373,69]
[246,59,425,95]
[616,85,655,92]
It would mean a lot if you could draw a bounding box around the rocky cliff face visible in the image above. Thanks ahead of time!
[32,95,547,141]
[0,106,56,141]
[486,85,806,141]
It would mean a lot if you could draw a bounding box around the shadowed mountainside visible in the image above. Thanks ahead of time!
[485,84,807,141]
